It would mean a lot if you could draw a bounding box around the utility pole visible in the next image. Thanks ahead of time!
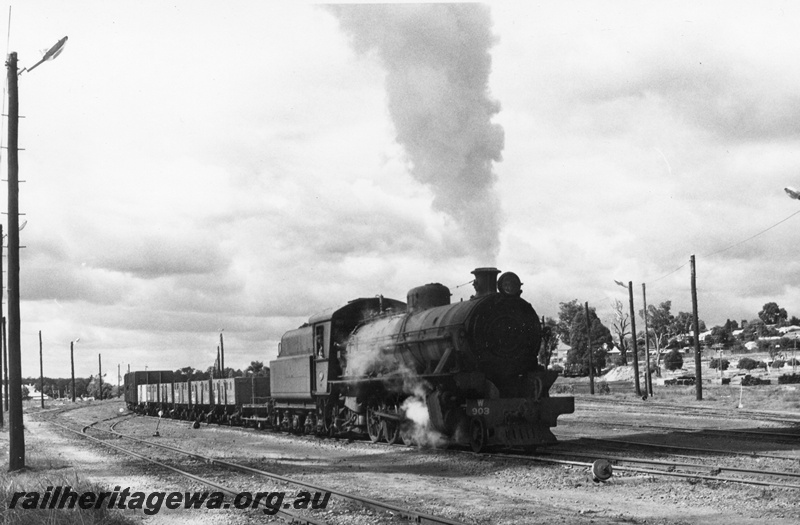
[642,283,652,396]
[585,302,594,395]
[219,332,225,378]
[97,354,102,400]
[628,281,641,397]
[0,224,3,427]
[117,363,120,397]
[70,341,76,402]
[6,51,24,470]
[2,316,7,411]
[691,255,703,400]
[39,331,44,409]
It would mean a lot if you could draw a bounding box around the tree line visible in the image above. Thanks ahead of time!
[540,299,799,376]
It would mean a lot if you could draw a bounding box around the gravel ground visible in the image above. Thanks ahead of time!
[10,399,800,524]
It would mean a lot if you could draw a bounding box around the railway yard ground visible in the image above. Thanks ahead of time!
[1,383,799,525]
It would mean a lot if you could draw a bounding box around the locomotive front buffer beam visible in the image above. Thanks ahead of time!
[463,396,575,452]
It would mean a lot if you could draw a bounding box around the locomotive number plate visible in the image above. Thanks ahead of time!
[470,399,490,416]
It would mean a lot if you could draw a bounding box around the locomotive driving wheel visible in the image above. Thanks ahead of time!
[366,405,383,443]
[469,417,487,453]
[381,403,402,445]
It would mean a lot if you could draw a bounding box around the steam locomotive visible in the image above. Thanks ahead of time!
[124,267,573,452]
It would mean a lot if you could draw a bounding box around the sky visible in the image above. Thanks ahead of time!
[4,1,800,379]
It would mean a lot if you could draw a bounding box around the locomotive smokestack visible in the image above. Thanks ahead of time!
[471,267,500,297]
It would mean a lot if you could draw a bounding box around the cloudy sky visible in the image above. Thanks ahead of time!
[4,1,800,379]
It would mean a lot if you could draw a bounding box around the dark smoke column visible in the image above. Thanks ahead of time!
[329,4,505,260]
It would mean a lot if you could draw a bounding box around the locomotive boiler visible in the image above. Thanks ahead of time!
[270,267,574,452]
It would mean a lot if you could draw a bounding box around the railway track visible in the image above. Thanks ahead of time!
[49,419,329,524]
[552,434,799,462]
[120,406,800,491]
[557,420,800,444]
[574,396,800,426]
[48,416,468,525]
[496,449,800,489]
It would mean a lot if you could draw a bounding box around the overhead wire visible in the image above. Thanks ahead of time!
[643,207,800,287]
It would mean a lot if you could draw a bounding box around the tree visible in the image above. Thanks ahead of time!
[723,319,739,332]
[706,325,734,349]
[738,357,758,370]
[566,306,612,376]
[663,349,683,371]
[710,358,730,370]
[610,299,629,365]
[671,311,706,340]
[642,301,674,369]
[556,300,583,347]
[175,366,199,381]
[245,361,270,378]
[759,302,787,325]
[86,375,112,399]
[20,385,29,400]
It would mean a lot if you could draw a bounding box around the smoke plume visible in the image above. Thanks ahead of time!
[329,4,505,259]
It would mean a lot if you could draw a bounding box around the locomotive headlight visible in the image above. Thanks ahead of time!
[497,272,522,296]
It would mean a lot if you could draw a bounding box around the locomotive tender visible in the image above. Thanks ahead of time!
[125,267,573,452]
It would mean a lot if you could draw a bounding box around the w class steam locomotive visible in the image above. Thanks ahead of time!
[125,268,573,452]
[270,267,573,452]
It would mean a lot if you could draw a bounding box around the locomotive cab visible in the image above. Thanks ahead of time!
[269,296,406,433]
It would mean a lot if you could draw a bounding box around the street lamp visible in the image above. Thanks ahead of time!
[70,338,80,402]
[6,37,68,471]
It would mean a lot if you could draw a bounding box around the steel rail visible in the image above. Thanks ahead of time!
[491,452,800,489]
[553,435,799,461]
[129,407,800,490]
[573,397,800,424]
[558,420,800,443]
[47,420,328,525]
[541,450,800,482]
[101,420,467,525]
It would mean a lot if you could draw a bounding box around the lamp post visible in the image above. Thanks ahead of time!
[5,39,68,470]
[70,338,80,402]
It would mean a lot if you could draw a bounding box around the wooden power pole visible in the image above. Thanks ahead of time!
[585,302,594,395]
[627,281,641,397]
[0,225,3,428]
[39,331,44,409]
[642,283,652,396]
[2,317,7,412]
[219,332,225,378]
[2,316,8,412]
[70,341,76,402]
[6,51,24,471]
[98,354,102,400]
[691,255,703,400]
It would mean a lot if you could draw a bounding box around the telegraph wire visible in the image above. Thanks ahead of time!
[642,207,800,287]
[702,208,800,258]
